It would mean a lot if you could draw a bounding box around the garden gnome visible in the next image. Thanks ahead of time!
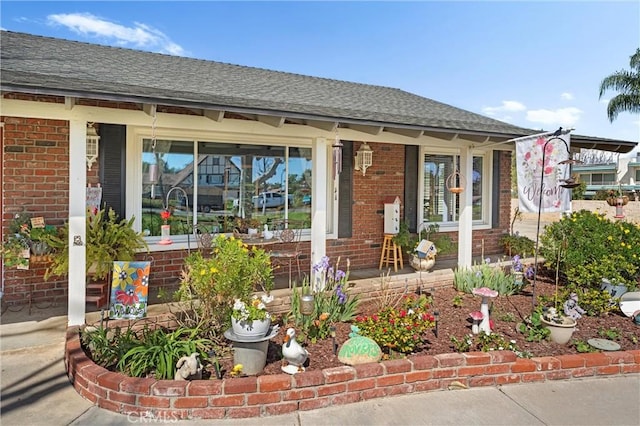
[174,353,203,380]
[563,292,586,320]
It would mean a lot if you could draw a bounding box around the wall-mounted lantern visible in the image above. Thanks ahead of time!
[86,122,100,170]
[354,142,373,176]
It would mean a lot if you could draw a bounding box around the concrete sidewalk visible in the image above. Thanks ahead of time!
[1,310,639,426]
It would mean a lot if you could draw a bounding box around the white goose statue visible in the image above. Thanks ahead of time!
[281,327,308,374]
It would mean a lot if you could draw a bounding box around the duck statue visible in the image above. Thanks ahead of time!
[281,328,308,374]
[263,224,274,240]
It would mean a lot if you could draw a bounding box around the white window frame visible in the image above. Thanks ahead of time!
[417,147,492,231]
[126,126,338,250]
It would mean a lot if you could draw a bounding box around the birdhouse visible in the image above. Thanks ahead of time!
[383,196,401,234]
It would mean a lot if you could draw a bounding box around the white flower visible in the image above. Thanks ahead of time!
[261,294,274,304]
[407,308,414,315]
[233,299,245,311]
[257,302,266,310]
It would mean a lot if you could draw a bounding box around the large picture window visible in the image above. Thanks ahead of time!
[421,152,486,226]
[140,139,312,239]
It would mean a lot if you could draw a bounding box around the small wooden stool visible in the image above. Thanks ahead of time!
[379,234,404,272]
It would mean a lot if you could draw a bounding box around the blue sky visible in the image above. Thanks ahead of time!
[2,1,639,155]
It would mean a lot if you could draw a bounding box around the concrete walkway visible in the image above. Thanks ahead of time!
[1,309,639,426]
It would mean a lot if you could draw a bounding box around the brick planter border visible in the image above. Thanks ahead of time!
[65,328,640,420]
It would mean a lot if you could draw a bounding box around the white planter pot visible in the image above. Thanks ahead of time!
[541,316,576,345]
[231,317,271,338]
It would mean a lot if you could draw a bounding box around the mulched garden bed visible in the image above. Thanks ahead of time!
[214,272,640,379]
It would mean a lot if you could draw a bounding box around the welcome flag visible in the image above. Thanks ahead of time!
[516,133,572,213]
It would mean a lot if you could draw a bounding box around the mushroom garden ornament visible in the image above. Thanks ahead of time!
[469,311,484,334]
[472,287,498,335]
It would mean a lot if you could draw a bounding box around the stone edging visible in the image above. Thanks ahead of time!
[65,328,640,420]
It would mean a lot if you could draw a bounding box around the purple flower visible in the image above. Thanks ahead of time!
[334,269,346,282]
[484,257,491,264]
[335,285,347,304]
[525,265,535,280]
[512,255,522,272]
[313,256,330,273]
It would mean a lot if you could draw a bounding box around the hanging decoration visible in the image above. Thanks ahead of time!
[446,169,466,194]
[332,127,343,179]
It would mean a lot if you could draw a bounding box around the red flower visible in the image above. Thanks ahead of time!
[160,209,171,224]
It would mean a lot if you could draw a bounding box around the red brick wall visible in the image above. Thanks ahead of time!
[65,328,640,420]
[1,116,70,303]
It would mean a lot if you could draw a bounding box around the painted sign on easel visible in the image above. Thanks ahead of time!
[86,184,102,212]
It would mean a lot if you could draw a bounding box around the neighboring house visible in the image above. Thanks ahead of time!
[573,153,640,199]
[1,31,637,325]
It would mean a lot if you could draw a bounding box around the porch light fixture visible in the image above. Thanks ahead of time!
[354,142,373,176]
[86,122,100,170]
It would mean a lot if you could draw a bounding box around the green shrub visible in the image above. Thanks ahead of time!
[499,233,535,257]
[539,210,640,290]
[81,325,139,370]
[570,287,619,317]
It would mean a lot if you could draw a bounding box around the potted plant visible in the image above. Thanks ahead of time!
[43,207,149,281]
[231,294,274,337]
[176,233,274,334]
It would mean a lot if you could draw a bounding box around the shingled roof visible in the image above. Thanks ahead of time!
[1,30,637,153]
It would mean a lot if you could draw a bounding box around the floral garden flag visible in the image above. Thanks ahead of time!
[109,261,150,319]
[516,133,572,213]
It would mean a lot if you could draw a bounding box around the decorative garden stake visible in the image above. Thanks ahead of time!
[433,310,439,338]
[330,325,338,355]
[472,287,498,335]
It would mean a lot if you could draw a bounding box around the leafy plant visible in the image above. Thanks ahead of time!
[539,210,640,290]
[452,293,464,308]
[568,287,618,317]
[518,307,550,342]
[117,326,211,380]
[288,257,359,343]
[499,233,535,257]
[44,207,149,281]
[1,235,30,268]
[598,327,621,340]
[451,332,531,358]
[176,234,274,333]
[572,339,597,353]
[81,325,139,370]
[355,293,435,355]
[232,294,273,321]
[450,334,472,352]
[454,258,521,295]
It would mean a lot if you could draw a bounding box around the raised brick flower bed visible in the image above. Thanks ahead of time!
[65,327,640,420]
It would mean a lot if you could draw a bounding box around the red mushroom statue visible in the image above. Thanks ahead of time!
[472,287,498,335]
[469,311,484,334]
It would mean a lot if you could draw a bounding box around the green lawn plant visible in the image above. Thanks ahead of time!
[355,293,435,355]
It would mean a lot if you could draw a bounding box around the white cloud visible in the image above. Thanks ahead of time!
[46,13,186,56]
[526,107,582,126]
[481,100,526,117]
[560,92,574,101]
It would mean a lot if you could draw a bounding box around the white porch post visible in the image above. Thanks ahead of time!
[457,146,473,269]
[310,137,328,279]
[68,120,87,326]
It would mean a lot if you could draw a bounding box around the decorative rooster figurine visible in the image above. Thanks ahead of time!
[281,328,308,374]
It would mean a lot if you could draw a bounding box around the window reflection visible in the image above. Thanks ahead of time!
[141,140,312,238]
